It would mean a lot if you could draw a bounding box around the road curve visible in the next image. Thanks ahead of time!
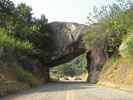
[1,81,133,100]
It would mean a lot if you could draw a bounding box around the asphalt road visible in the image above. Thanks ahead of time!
[1,81,133,100]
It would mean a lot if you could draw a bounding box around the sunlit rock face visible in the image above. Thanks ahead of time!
[46,22,89,66]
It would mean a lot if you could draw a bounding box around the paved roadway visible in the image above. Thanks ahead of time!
[1,81,133,100]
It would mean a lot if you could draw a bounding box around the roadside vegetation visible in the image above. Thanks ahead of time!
[50,54,87,80]
[1,0,133,96]
[84,0,133,89]
[0,28,32,49]
[0,0,49,96]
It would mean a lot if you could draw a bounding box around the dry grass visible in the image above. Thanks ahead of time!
[79,72,88,81]
[98,57,133,90]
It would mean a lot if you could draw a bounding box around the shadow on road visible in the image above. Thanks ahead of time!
[25,81,95,93]
[2,81,133,100]
[1,81,96,99]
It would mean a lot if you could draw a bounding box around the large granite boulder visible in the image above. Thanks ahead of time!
[17,22,122,84]
[46,22,89,66]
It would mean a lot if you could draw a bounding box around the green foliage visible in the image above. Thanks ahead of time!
[84,0,133,57]
[0,28,32,49]
[32,15,48,33]
[0,0,48,38]
[0,0,49,57]
[13,3,33,37]
[0,0,15,13]
[120,33,133,60]
[52,64,78,77]
[51,54,87,78]
[105,30,123,56]
[0,0,15,30]
[15,67,39,87]
[83,31,97,49]
[12,3,48,39]
[87,0,133,32]
[87,1,133,33]
[72,54,87,74]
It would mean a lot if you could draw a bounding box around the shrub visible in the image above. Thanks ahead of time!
[0,28,32,49]
[119,34,133,60]
[15,67,40,87]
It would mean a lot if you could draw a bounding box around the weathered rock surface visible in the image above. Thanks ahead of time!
[46,22,89,66]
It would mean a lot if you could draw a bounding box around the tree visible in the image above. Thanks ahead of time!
[16,3,32,24]
[87,0,133,32]
[51,54,87,77]
[31,15,48,33]
[0,0,15,15]
[84,0,133,53]
[0,0,15,29]
[13,3,33,38]
[0,0,51,62]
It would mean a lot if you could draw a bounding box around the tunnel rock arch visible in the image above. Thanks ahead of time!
[41,22,108,83]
